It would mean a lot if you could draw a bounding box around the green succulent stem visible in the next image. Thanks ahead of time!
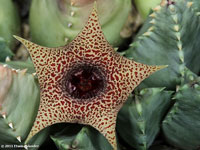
[162,71,200,150]
[117,88,173,150]
[124,0,200,90]
[0,0,20,49]
[29,0,132,47]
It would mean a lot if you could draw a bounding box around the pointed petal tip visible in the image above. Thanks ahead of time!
[13,35,21,40]
[13,35,17,38]
[93,1,97,8]
[90,1,98,17]
[157,65,168,70]
[13,35,26,44]
[13,35,37,52]
[149,64,168,74]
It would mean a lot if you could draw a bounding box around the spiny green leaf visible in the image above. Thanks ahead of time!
[117,88,173,150]
[29,0,132,47]
[125,0,200,89]
[1,59,35,74]
[51,125,113,150]
[162,72,200,150]
[0,0,20,49]
[0,65,45,147]
[0,37,14,62]
[185,0,200,13]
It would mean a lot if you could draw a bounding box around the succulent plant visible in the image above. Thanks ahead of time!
[162,70,200,150]
[0,38,14,62]
[14,5,164,149]
[29,0,132,47]
[51,124,112,150]
[119,0,200,150]
[124,0,200,90]
[117,88,173,150]
[0,59,35,74]
[0,64,49,149]
[0,0,21,48]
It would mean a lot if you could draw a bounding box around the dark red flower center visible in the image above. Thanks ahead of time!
[65,64,105,99]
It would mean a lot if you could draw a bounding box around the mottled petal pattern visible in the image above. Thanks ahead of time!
[14,3,165,150]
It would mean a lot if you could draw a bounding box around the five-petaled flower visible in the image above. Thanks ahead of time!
[14,3,165,150]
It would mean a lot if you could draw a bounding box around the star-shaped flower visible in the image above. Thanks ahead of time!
[14,3,165,150]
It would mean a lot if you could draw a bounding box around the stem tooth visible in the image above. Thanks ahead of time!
[17,136,21,142]
[71,1,75,6]
[32,72,37,76]
[175,33,181,41]
[114,47,119,51]
[180,56,184,63]
[68,23,73,28]
[187,2,193,8]
[2,113,6,119]
[150,19,156,24]
[8,122,14,129]
[149,13,156,18]
[5,56,11,62]
[176,85,180,92]
[177,42,182,51]
[174,25,179,32]
[153,5,161,12]
[172,15,178,24]
[172,97,176,100]
[24,145,28,150]
[19,69,28,75]
[70,11,75,17]
[148,26,154,32]
[169,5,175,12]
[3,64,8,68]
[143,32,151,36]
[65,37,69,43]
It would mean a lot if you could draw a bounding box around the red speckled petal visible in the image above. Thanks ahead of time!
[14,3,166,150]
[13,35,58,90]
[86,110,118,148]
